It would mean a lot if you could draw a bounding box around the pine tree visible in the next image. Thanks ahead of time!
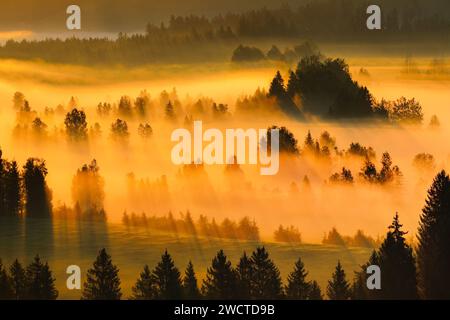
[235,252,252,299]
[376,213,418,299]
[4,161,21,216]
[250,247,283,299]
[25,255,58,300]
[131,265,156,300]
[152,250,182,299]
[417,170,450,299]
[82,248,122,300]
[202,250,237,299]
[308,281,323,300]
[9,259,27,299]
[0,259,13,299]
[351,251,380,300]
[23,158,52,217]
[268,71,286,99]
[285,257,310,299]
[327,261,351,300]
[182,261,200,299]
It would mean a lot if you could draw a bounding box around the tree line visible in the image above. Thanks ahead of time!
[0,1,448,65]
[2,168,450,299]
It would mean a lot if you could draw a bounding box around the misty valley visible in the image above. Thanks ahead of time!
[0,0,450,302]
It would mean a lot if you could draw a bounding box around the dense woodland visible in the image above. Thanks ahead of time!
[0,0,449,65]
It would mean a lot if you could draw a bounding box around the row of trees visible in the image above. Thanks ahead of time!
[267,55,425,121]
[0,150,52,218]
[2,169,450,299]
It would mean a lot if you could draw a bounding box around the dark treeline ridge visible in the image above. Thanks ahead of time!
[2,169,450,299]
[0,0,449,65]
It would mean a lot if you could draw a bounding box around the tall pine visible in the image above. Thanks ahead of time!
[202,250,237,299]
[25,255,58,300]
[131,265,156,300]
[235,252,252,299]
[250,247,283,299]
[417,170,450,299]
[285,257,310,299]
[182,261,201,299]
[82,248,122,300]
[0,259,13,299]
[327,261,351,300]
[152,250,182,299]
[9,259,27,299]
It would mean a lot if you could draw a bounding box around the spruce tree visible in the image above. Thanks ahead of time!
[131,265,156,300]
[0,259,13,299]
[4,161,21,216]
[235,252,252,299]
[417,170,450,299]
[376,213,418,299]
[250,247,283,299]
[23,158,52,217]
[327,261,351,300]
[152,250,182,299]
[25,255,58,300]
[285,257,310,299]
[351,251,380,300]
[202,250,237,299]
[82,248,122,300]
[182,261,201,299]
[308,281,323,300]
[9,259,27,299]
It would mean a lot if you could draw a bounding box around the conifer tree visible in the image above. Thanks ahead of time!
[417,170,450,299]
[4,161,21,216]
[235,252,252,299]
[182,261,201,299]
[250,247,283,299]
[9,259,27,299]
[82,248,122,300]
[376,213,418,299]
[23,158,52,217]
[285,257,310,299]
[152,250,182,299]
[327,261,351,300]
[202,250,237,299]
[0,259,13,299]
[25,255,58,300]
[308,281,323,300]
[131,265,156,300]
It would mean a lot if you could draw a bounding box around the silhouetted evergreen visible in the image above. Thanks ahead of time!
[4,161,21,216]
[23,158,52,218]
[235,252,252,299]
[182,261,201,299]
[267,126,299,154]
[202,250,237,299]
[131,265,156,300]
[308,281,323,300]
[327,261,351,300]
[0,259,13,299]
[250,247,283,299]
[285,257,310,299]
[375,213,418,299]
[9,259,27,300]
[268,71,301,118]
[417,170,450,299]
[82,248,122,300]
[25,255,58,300]
[152,250,183,299]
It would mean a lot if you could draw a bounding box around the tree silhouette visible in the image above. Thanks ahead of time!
[64,108,88,142]
[131,265,156,300]
[327,261,351,300]
[267,126,299,154]
[4,161,21,216]
[202,250,237,299]
[82,248,122,300]
[250,247,283,299]
[152,250,182,299]
[375,213,418,299]
[9,259,27,300]
[0,259,13,299]
[182,261,201,299]
[235,252,252,299]
[417,170,450,299]
[25,255,58,300]
[308,281,323,300]
[23,158,52,218]
[285,257,310,299]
